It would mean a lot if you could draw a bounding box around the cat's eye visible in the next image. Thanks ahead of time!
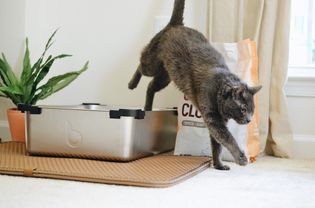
[241,108,247,114]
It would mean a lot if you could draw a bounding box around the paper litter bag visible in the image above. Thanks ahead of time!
[174,39,260,162]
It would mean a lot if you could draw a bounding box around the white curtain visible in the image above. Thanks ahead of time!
[207,0,293,157]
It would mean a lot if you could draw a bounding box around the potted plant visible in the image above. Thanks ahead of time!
[0,30,88,142]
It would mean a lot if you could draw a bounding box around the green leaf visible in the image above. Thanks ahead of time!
[27,53,71,104]
[0,29,89,106]
[0,84,8,98]
[0,55,19,86]
[20,38,32,85]
[30,54,72,93]
[0,92,21,106]
[0,84,24,105]
[0,72,23,105]
[1,53,19,85]
[20,38,33,103]
[30,29,58,74]
[29,55,52,83]
[45,29,59,51]
[0,60,10,86]
[34,61,88,102]
[24,30,60,103]
[0,85,23,95]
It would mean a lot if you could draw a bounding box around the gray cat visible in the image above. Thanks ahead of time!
[128,0,261,170]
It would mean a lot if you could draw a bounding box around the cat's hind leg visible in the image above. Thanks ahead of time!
[128,65,142,90]
[144,70,170,111]
[211,136,230,170]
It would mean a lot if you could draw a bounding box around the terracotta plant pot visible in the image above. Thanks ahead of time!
[7,108,25,143]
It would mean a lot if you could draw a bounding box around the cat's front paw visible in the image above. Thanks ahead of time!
[214,164,230,171]
[235,152,248,166]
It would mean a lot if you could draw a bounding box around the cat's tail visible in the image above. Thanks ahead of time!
[168,0,185,26]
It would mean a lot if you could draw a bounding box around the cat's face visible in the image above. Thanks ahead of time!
[222,84,262,124]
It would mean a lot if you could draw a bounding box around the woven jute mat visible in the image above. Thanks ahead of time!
[0,142,210,188]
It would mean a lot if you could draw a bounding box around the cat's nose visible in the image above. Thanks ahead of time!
[246,118,251,123]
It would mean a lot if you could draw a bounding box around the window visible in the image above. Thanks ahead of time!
[289,0,315,67]
[285,0,314,97]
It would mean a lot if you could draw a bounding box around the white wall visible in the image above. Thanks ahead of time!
[0,0,208,141]
[0,0,26,141]
[288,97,315,136]
[285,75,315,159]
[24,0,207,107]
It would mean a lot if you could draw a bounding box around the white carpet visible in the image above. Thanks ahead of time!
[1,156,315,208]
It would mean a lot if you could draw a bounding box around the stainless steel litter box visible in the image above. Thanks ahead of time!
[18,104,177,161]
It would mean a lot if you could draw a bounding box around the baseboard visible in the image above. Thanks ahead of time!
[0,119,10,141]
[293,134,315,159]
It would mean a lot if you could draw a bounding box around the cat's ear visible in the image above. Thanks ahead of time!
[231,85,246,99]
[236,85,246,96]
[223,85,236,99]
[223,85,245,99]
[249,85,262,95]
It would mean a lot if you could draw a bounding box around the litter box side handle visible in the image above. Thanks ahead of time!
[17,104,42,114]
[109,109,145,120]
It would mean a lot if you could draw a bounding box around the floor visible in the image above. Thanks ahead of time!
[0,156,315,208]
